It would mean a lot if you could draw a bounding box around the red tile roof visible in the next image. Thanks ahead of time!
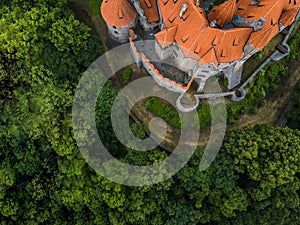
[286,0,300,10]
[280,7,299,26]
[199,47,219,67]
[237,0,300,50]
[156,0,300,60]
[101,0,300,66]
[155,25,178,48]
[208,0,237,27]
[157,0,253,64]
[139,0,160,23]
[249,24,279,50]
[236,0,285,23]
[101,0,137,27]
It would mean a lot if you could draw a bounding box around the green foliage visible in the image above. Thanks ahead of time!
[254,51,264,60]
[227,25,300,123]
[286,81,300,129]
[95,80,127,157]
[47,14,90,53]
[227,61,288,123]
[146,97,181,129]
[221,125,300,224]
[130,121,147,139]
[287,24,300,62]
[146,97,212,130]
[0,0,105,223]
[196,104,211,129]
[223,77,229,87]
[88,0,102,15]
[122,68,133,85]
[1,0,300,225]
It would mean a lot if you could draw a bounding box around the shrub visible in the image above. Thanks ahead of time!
[146,97,212,130]
[122,68,133,85]
[146,97,181,129]
[227,25,300,122]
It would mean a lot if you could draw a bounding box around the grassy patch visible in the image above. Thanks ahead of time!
[146,97,181,129]
[88,0,101,15]
[146,97,212,130]
[122,68,133,85]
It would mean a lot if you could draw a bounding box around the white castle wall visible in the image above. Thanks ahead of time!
[154,40,174,61]
[155,39,221,91]
[172,44,198,72]
[155,41,198,73]
[129,37,186,93]
[131,0,159,31]
[193,64,218,91]
[108,20,136,43]
[194,64,218,78]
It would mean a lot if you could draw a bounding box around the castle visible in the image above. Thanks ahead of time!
[101,0,300,93]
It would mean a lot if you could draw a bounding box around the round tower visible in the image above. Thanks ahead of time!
[101,0,137,43]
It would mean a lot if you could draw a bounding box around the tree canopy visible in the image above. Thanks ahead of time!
[0,0,299,224]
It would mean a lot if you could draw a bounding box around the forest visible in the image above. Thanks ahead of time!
[0,0,299,224]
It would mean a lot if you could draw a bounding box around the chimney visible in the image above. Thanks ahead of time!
[210,20,217,27]
[179,3,188,19]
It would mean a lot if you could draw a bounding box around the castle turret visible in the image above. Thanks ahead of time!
[101,0,137,43]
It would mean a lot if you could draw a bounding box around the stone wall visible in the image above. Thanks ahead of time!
[171,44,198,72]
[108,21,136,43]
[131,0,159,31]
[141,54,186,93]
[154,40,175,61]
[193,64,218,91]
[223,61,244,89]
[129,33,186,93]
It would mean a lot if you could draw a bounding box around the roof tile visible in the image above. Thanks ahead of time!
[155,25,178,48]
[101,0,137,27]
[208,0,237,27]
[140,0,160,23]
